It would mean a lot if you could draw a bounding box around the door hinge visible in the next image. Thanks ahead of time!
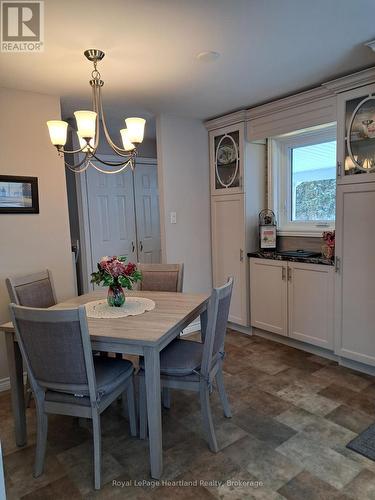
[337,161,342,177]
[240,249,244,262]
[335,256,341,273]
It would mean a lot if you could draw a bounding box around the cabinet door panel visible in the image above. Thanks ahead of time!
[250,258,287,335]
[212,194,247,325]
[335,182,375,365]
[288,262,334,349]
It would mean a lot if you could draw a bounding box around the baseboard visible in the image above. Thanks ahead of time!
[0,372,27,393]
[228,322,253,335]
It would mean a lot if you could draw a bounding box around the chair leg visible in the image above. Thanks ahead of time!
[25,375,32,408]
[92,411,101,490]
[139,375,148,439]
[199,383,219,453]
[124,379,137,437]
[216,368,232,418]
[162,387,171,409]
[34,402,48,478]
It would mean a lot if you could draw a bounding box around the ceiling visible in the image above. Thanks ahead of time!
[1,0,375,139]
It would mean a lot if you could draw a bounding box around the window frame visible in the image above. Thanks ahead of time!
[268,123,337,237]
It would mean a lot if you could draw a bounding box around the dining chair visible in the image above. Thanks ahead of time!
[6,270,57,407]
[138,277,233,453]
[137,263,184,293]
[136,262,184,408]
[9,304,137,490]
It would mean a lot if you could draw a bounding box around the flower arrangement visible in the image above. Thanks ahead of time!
[91,256,142,307]
[322,231,335,259]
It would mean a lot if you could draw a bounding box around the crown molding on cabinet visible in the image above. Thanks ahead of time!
[322,66,375,94]
[204,110,247,131]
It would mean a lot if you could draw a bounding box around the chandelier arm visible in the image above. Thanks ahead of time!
[91,85,100,151]
[98,87,135,157]
[91,152,135,168]
[90,160,132,175]
[65,162,91,174]
[63,152,91,170]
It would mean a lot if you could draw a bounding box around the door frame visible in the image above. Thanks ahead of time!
[75,155,158,293]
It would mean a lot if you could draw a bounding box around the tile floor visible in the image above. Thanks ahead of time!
[2,330,375,499]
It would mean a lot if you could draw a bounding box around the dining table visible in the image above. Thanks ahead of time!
[0,289,209,479]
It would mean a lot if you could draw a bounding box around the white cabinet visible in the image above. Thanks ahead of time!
[288,262,334,349]
[250,259,287,336]
[207,118,266,327]
[212,194,247,325]
[250,258,334,349]
[335,182,375,365]
[337,83,375,185]
[210,123,245,196]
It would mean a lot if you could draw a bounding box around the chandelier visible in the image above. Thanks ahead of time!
[46,49,146,174]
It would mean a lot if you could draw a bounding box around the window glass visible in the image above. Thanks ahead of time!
[291,140,336,222]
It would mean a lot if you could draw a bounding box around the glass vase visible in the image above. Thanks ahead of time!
[107,284,125,307]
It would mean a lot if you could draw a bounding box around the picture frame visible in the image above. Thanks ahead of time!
[260,225,277,249]
[0,175,39,214]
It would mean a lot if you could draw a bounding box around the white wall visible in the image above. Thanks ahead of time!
[156,114,212,294]
[0,88,75,384]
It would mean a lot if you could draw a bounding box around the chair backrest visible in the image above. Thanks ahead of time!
[201,277,233,378]
[6,270,57,308]
[138,263,184,292]
[9,304,97,402]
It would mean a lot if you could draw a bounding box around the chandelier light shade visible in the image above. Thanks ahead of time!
[74,110,97,139]
[47,120,68,146]
[47,48,146,174]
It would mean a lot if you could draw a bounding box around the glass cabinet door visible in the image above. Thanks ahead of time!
[344,94,375,176]
[214,130,241,190]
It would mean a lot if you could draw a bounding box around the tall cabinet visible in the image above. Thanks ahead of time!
[335,82,375,366]
[206,114,265,326]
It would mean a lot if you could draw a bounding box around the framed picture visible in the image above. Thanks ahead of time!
[0,176,39,214]
[260,225,277,249]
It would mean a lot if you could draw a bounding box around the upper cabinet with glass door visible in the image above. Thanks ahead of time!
[210,123,244,195]
[337,83,375,184]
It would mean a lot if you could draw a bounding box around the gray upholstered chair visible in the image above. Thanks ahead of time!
[139,277,233,453]
[136,263,184,408]
[6,270,57,407]
[9,304,137,490]
[137,263,184,293]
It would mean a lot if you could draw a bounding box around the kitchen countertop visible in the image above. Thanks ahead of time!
[248,251,334,266]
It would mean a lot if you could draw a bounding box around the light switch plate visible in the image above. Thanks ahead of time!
[170,211,177,224]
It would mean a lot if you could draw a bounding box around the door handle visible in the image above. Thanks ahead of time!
[287,267,292,281]
[282,267,286,281]
[140,241,143,252]
[131,241,135,253]
[335,256,341,273]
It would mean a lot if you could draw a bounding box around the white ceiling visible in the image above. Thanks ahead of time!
[1,0,375,138]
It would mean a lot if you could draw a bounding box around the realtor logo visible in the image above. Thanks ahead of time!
[1,1,44,52]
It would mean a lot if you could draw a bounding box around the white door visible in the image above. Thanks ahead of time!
[134,163,161,263]
[86,167,137,274]
[335,181,375,365]
[212,194,247,325]
[288,262,334,349]
[250,258,288,336]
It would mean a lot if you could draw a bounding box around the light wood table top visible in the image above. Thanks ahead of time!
[1,290,209,345]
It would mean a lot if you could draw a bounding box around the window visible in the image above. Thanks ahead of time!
[269,124,336,236]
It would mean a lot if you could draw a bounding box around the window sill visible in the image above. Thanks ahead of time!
[277,227,335,238]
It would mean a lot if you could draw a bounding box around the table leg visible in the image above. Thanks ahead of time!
[143,346,162,479]
[5,332,27,446]
[200,308,208,342]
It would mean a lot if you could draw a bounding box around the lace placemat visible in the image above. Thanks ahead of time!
[85,297,155,319]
